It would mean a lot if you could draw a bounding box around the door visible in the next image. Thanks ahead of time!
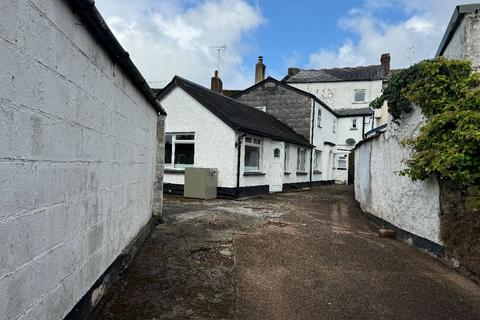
[269,143,283,192]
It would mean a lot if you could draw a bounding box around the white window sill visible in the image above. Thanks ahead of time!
[243,171,266,176]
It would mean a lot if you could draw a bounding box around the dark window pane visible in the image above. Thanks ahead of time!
[165,134,172,164]
[176,134,194,140]
[274,148,280,158]
[174,143,194,167]
[245,145,259,171]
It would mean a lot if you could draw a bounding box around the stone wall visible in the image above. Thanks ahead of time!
[440,180,480,278]
[236,81,312,140]
[442,12,480,71]
[0,1,161,319]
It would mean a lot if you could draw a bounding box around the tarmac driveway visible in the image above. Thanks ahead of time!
[89,185,480,320]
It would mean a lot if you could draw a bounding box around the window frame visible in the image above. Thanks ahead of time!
[354,89,366,103]
[284,144,289,172]
[244,135,262,172]
[313,150,322,170]
[164,132,195,169]
[317,107,322,128]
[296,147,306,172]
[337,154,348,170]
[351,118,358,130]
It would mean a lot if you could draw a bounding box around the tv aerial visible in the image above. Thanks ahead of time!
[210,44,227,73]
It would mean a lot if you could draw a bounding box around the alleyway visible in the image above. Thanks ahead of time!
[89,185,480,320]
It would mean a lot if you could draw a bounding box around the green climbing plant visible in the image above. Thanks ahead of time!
[370,57,480,210]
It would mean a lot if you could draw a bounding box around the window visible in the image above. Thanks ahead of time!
[314,150,322,170]
[337,155,347,170]
[165,133,195,168]
[244,136,261,172]
[354,89,366,102]
[297,148,306,172]
[333,119,337,133]
[274,148,281,158]
[317,107,322,128]
[351,118,358,129]
[284,145,289,171]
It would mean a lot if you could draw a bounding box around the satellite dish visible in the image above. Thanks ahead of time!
[346,138,356,146]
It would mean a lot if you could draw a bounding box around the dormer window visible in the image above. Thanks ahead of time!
[354,89,366,102]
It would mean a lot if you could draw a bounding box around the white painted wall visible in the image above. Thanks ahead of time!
[442,12,480,71]
[311,101,337,181]
[0,1,159,319]
[336,117,371,147]
[241,139,312,187]
[354,108,442,244]
[160,87,237,188]
[290,80,383,110]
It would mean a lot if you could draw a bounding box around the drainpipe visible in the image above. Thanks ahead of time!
[236,132,247,197]
[309,99,315,188]
[362,116,366,139]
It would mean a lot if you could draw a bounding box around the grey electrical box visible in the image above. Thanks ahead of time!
[184,168,218,199]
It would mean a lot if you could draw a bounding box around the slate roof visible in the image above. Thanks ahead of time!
[335,107,373,117]
[156,76,312,147]
[283,65,385,83]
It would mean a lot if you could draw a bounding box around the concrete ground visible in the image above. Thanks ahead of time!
[88,185,480,320]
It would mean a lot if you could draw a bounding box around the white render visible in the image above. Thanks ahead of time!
[161,87,237,188]
[354,107,442,244]
[289,80,383,110]
[160,86,318,191]
[0,1,159,319]
[442,11,480,71]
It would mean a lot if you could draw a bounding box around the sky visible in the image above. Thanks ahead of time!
[95,0,473,89]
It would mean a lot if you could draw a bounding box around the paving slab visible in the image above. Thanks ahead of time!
[88,185,480,320]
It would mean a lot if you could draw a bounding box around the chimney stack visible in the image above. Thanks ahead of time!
[255,56,266,84]
[211,70,223,93]
[380,53,391,76]
[288,67,300,77]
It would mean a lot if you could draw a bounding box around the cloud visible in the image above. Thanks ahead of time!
[307,0,473,69]
[95,0,264,88]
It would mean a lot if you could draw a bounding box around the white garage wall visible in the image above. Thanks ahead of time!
[0,1,159,319]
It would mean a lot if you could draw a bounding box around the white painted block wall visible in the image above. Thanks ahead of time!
[0,1,159,319]
[354,108,441,244]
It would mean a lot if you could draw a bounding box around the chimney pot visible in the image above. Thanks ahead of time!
[380,53,391,76]
[255,56,266,84]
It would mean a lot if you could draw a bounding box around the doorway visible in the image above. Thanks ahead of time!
[269,143,283,192]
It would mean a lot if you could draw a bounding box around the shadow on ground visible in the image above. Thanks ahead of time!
[88,185,480,320]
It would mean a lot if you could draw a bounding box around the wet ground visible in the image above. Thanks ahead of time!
[88,185,480,320]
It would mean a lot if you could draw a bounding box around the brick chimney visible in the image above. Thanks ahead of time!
[211,70,223,93]
[380,53,391,76]
[255,56,266,84]
[288,67,300,77]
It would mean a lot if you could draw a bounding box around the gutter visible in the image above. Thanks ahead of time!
[66,0,166,115]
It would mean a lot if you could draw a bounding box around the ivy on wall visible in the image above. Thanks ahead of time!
[371,58,480,210]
